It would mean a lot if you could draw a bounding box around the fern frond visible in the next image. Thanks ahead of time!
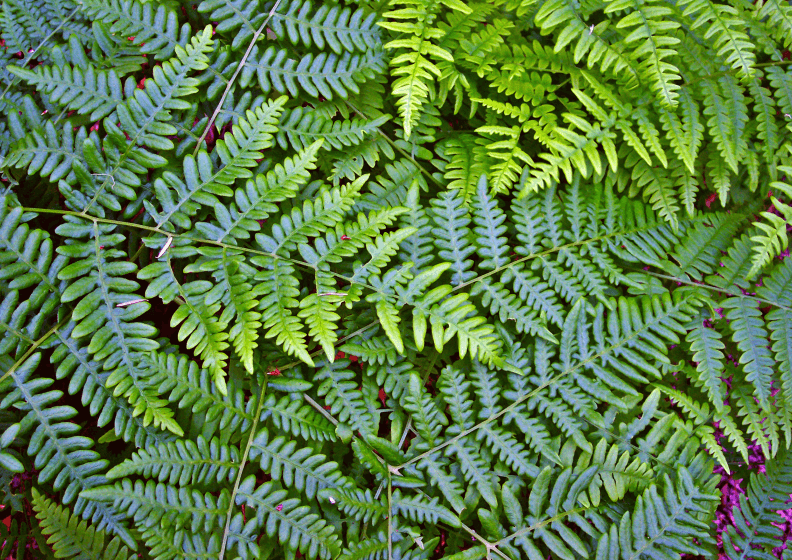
[197,141,323,244]
[321,487,387,523]
[380,0,470,138]
[681,1,756,77]
[430,189,476,286]
[722,295,775,411]
[106,435,240,486]
[594,468,717,559]
[269,0,382,54]
[658,89,703,176]
[277,108,389,152]
[81,479,229,534]
[1,353,134,547]
[4,121,87,187]
[261,393,337,441]
[251,256,313,365]
[32,488,136,559]
[757,259,792,414]
[605,0,682,107]
[56,218,180,435]
[235,477,342,560]
[755,0,792,49]
[666,212,743,281]
[438,134,489,202]
[249,427,350,499]
[685,313,727,411]
[748,154,792,277]
[8,63,126,121]
[392,490,460,526]
[737,384,779,464]
[534,0,640,82]
[148,96,287,233]
[240,45,386,100]
[50,324,178,449]
[722,447,792,559]
[81,0,190,60]
[144,351,256,440]
[138,256,230,394]
[315,361,376,434]
[258,178,364,255]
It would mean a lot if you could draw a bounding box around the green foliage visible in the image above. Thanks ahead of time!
[31,488,137,560]
[721,448,792,560]
[1,0,792,558]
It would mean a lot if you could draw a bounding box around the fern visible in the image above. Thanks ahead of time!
[721,448,792,559]
[3,0,792,557]
[80,0,190,61]
[594,468,718,559]
[31,488,136,560]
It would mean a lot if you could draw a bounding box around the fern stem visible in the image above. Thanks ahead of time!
[193,0,285,156]
[387,472,393,560]
[218,375,269,560]
[303,394,339,426]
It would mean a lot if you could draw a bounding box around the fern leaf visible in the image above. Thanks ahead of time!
[392,490,460,527]
[448,436,499,508]
[149,97,287,233]
[430,189,477,286]
[56,219,179,435]
[252,256,313,366]
[261,394,337,441]
[144,351,257,439]
[277,107,389,152]
[236,477,341,559]
[685,314,727,410]
[658,89,703,175]
[721,447,792,559]
[81,479,229,534]
[138,255,230,395]
[32,488,136,559]
[722,296,775,411]
[268,0,381,54]
[249,427,350,499]
[8,63,125,121]
[299,292,342,363]
[758,259,792,414]
[315,361,375,434]
[199,141,323,244]
[594,468,717,559]
[439,134,489,202]
[606,0,682,107]
[240,45,386,100]
[81,0,190,60]
[2,353,134,546]
[257,178,364,255]
[106,436,240,486]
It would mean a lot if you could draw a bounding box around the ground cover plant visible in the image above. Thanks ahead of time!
[1,0,792,558]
